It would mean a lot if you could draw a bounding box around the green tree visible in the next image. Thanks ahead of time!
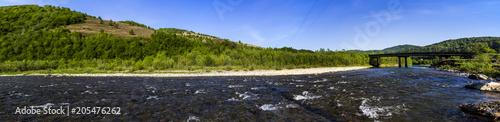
[129,29,134,35]
[109,19,113,26]
[98,16,103,24]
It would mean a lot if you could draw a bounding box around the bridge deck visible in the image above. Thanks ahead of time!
[368,52,475,68]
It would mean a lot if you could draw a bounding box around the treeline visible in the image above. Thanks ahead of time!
[0,28,369,72]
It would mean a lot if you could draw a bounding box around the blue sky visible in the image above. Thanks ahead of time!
[1,0,500,51]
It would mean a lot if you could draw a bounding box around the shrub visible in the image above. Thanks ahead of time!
[249,65,255,71]
[188,66,196,71]
[204,55,215,66]
[98,16,103,24]
[224,66,232,71]
[203,69,211,72]
[135,60,145,70]
[129,29,134,35]
[109,19,113,26]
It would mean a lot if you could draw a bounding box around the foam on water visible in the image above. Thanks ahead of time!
[227,91,259,101]
[81,90,98,95]
[147,96,159,100]
[358,97,407,119]
[145,85,157,93]
[313,78,328,83]
[194,89,206,94]
[250,87,266,90]
[186,116,200,122]
[39,83,57,87]
[8,91,30,97]
[338,81,349,84]
[228,85,244,88]
[260,104,280,111]
[293,79,306,82]
[293,91,322,100]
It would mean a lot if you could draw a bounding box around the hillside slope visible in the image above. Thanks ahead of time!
[65,18,154,38]
[157,28,260,48]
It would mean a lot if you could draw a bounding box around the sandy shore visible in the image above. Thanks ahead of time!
[2,66,369,77]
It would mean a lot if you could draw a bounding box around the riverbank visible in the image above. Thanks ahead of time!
[431,65,500,119]
[0,66,369,77]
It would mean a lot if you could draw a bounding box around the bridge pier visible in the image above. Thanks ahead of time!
[405,56,408,68]
[369,57,381,67]
[398,57,401,68]
[397,56,408,68]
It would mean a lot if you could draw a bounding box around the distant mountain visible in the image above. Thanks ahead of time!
[352,37,500,54]
[382,44,422,53]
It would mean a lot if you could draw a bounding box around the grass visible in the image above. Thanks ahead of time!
[64,17,154,38]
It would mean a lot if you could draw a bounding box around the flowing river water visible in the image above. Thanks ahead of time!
[1,67,499,121]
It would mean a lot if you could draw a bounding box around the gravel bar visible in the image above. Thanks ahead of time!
[1,66,369,77]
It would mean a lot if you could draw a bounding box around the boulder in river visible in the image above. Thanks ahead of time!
[465,82,500,92]
[460,101,500,119]
[468,74,490,80]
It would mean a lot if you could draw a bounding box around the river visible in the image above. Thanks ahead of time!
[1,67,498,121]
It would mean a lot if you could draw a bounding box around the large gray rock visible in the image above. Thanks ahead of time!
[460,101,500,119]
[468,74,490,80]
[465,82,500,92]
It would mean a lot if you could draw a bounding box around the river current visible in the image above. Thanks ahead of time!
[1,67,499,121]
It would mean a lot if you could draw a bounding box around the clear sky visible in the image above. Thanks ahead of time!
[1,0,500,51]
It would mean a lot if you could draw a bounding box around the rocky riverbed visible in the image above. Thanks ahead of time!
[2,67,499,121]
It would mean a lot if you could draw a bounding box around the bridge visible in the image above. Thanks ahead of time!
[368,52,475,68]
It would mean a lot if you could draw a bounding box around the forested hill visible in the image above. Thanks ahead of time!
[351,44,421,53]
[0,5,369,72]
[0,5,90,36]
[404,37,500,53]
[353,37,500,54]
